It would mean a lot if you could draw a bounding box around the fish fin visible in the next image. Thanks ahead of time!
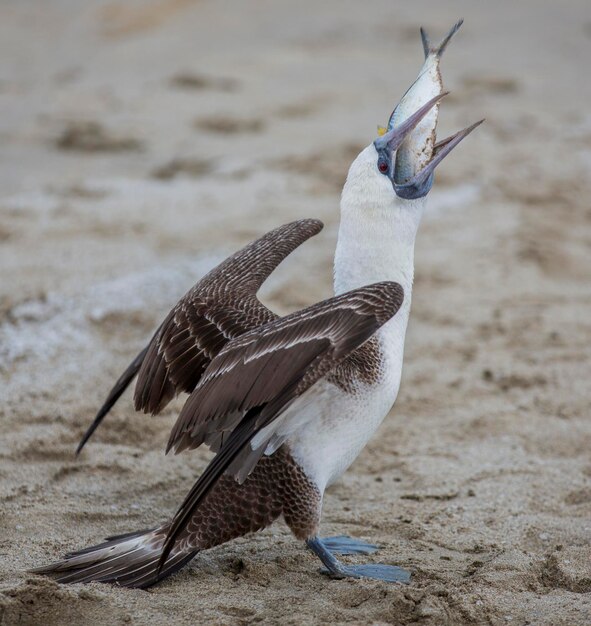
[419,27,431,59]
[377,125,388,136]
[420,19,463,59]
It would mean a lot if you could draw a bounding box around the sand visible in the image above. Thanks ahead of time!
[1,1,590,624]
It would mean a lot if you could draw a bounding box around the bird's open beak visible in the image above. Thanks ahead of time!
[393,118,484,200]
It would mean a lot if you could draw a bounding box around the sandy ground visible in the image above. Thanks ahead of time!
[1,1,591,624]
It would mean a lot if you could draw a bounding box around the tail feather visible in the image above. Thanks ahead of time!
[420,19,463,59]
[30,527,197,589]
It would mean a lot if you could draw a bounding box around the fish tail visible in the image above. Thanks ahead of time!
[420,19,463,59]
[30,526,198,589]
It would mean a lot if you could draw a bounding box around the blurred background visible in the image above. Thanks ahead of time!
[1,2,590,625]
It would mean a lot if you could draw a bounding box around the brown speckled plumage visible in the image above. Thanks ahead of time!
[330,336,384,392]
[182,446,321,549]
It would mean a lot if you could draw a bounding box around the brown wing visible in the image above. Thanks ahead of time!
[158,281,404,569]
[77,219,324,452]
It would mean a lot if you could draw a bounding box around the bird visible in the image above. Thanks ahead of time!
[33,22,481,589]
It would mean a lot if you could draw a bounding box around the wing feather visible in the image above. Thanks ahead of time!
[77,219,323,452]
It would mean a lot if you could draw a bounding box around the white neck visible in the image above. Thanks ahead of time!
[333,146,426,313]
[333,201,423,302]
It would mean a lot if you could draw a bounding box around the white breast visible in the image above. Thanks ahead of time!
[286,312,408,492]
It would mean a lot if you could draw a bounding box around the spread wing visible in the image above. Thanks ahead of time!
[77,219,324,453]
[158,281,404,568]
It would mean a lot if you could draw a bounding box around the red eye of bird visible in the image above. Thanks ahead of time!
[378,160,389,174]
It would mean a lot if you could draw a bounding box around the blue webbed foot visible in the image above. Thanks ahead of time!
[306,536,410,584]
[322,535,379,555]
[320,562,411,583]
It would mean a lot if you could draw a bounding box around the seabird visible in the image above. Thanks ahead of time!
[33,22,481,588]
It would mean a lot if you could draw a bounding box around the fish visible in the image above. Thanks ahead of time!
[377,19,483,199]
[387,19,463,184]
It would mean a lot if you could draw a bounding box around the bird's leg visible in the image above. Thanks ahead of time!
[306,536,411,583]
[321,535,379,555]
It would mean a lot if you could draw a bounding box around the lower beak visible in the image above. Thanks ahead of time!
[393,119,484,200]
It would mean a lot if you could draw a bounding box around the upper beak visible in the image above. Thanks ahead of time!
[393,118,484,199]
[375,92,448,153]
